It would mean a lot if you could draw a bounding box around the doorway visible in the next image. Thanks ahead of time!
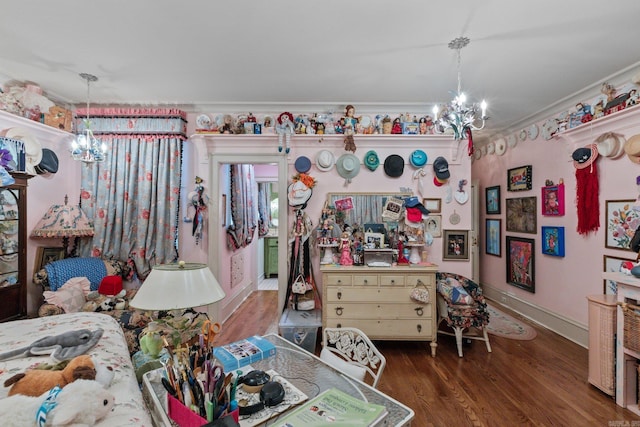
[257,178,279,291]
[208,153,289,318]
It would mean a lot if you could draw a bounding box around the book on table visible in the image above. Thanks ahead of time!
[212,335,276,372]
[274,387,388,426]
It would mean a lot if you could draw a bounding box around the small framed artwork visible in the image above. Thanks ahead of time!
[541,226,565,257]
[364,232,385,249]
[423,198,441,214]
[485,219,501,257]
[424,215,442,238]
[402,122,419,135]
[442,230,469,261]
[506,197,537,234]
[485,185,501,214]
[34,246,65,272]
[507,165,532,192]
[381,197,403,221]
[605,199,640,250]
[541,184,565,216]
[506,236,535,293]
[603,254,635,295]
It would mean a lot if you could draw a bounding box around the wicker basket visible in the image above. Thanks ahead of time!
[622,302,640,353]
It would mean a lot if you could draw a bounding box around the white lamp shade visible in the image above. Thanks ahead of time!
[129,262,226,311]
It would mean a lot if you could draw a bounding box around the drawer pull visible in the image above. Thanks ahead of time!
[335,307,344,316]
[364,279,368,284]
[415,307,424,316]
[337,291,342,300]
[391,279,395,284]
[337,323,342,328]
[417,324,422,333]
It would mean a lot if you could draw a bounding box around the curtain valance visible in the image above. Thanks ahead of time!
[75,107,187,138]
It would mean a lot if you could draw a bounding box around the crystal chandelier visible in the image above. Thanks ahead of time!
[71,73,107,163]
[432,37,488,142]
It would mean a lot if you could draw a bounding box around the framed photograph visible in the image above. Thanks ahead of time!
[381,197,403,221]
[442,230,469,261]
[34,246,65,272]
[541,184,564,216]
[485,185,501,214]
[402,122,419,135]
[424,215,442,238]
[605,199,640,250]
[541,226,565,257]
[364,232,385,249]
[485,219,501,257]
[506,236,535,293]
[506,197,537,234]
[507,165,532,192]
[334,197,354,211]
[422,198,441,214]
[603,254,636,295]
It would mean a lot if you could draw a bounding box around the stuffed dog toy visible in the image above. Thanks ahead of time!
[3,355,114,397]
[0,379,114,427]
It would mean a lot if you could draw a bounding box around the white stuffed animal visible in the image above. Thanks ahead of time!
[0,379,114,426]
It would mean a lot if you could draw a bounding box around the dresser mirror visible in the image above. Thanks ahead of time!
[326,192,411,227]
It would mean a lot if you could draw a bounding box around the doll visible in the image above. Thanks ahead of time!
[343,105,358,152]
[276,112,295,153]
[339,231,353,265]
[391,117,402,134]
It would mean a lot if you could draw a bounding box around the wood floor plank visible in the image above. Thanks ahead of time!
[217,290,640,426]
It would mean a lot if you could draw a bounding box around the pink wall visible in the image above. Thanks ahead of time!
[473,106,640,325]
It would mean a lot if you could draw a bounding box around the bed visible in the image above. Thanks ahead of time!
[0,312,154,426]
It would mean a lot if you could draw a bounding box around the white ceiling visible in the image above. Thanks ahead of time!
[1,0,640,140]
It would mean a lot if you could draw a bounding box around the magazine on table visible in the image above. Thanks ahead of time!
[274,387,388,426]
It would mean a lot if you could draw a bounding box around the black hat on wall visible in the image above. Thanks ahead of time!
[34,148,59,175]
[384,155,404,177]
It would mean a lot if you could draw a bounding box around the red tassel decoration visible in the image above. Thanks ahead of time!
[575,163,599,235]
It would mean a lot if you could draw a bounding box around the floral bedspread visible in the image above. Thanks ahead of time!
[0,312,153,426]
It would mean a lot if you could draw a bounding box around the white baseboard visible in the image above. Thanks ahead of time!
[482,283,588,348]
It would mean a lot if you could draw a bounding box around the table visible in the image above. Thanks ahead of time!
[142,333,415,426]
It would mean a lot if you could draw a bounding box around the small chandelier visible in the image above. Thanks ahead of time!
[71,73,107,163]
[432,37,488,143]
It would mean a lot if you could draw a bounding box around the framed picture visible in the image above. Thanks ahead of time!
[485,219,501,257]
[541,226,565,257]
[381,197,403,221]
[603,254,636,295]
[605,199,640,250]
[422,198,441,214]
[364,232,385,249]
[424,215,442,238]
[506,236,535,293]
[442,230,469,261]
[485,185,501,214]
[541,184,564,216]
[506,197,537,234]
[507,165,532,191]
[34,246,65,273]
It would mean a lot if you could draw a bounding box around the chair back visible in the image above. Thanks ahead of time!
[321,327,386,388]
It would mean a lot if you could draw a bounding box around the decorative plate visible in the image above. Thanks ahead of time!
[542,118,559,140]
[449,210,461,225]
[507,134,517,148]
[519,129,527,141]
[196,114,212,130]
[486,142,495,154]
[481,145,488,156]
[474,148,482,160]
[528,124,539,141]
[359,116,371,128]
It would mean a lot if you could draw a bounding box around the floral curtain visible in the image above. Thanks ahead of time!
[226,164,258,250]
[257,182,271,237]
[77,108,185,277]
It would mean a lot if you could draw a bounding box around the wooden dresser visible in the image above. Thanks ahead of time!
[321,264,438,357]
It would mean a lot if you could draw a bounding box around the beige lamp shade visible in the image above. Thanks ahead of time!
[129,261,226,311]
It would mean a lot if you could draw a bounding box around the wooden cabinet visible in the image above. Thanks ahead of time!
[321,264,438,357]
[586,294,616,396]
[0,173,32,322]
[264,236,278,278]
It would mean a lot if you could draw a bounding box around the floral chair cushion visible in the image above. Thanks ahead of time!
[436,272,490,330]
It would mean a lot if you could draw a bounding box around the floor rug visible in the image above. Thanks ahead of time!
[486,304,537,340]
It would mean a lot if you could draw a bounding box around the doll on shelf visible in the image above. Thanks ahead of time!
[339,231,353,265]
[276,111,295,153]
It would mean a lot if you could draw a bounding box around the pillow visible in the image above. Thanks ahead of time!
[320,347,367,381]
[43,277,91,313]
[437,277,474,305]
[44,258,109,291]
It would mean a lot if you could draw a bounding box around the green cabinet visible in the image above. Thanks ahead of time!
[264,236,278,278]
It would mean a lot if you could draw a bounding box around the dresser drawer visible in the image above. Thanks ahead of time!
[352,275,379,286]
[326,302,434,319]
[324,318,435,340]
[378,275,405,286]
[404,274,435,287]
[323,274,352,286]
[326,286,415,303]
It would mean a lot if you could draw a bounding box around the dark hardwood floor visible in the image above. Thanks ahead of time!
[215,290,640,426]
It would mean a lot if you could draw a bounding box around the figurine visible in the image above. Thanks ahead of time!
[391,117,402,134]
[338,232,353,266]
[343,105,358,153]
[276,112,295,153]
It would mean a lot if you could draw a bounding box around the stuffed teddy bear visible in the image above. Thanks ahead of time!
[3,354,114,397]
[0,379,114,427]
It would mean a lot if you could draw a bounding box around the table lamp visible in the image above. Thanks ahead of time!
[30,195,94,258]
[129,261,226,355]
